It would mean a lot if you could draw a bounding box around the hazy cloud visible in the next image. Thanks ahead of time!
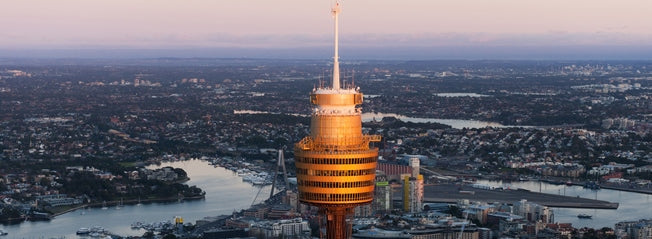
[4,32,651,49]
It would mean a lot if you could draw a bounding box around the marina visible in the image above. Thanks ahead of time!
[209,157,275,186]
[75,226,111,238]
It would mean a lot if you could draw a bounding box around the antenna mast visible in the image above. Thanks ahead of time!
[331,0,342,90]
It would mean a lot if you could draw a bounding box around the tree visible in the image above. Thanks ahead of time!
[172,168,187,179]
[162,234,177,239]
[39,178,51,187]
[447,205,464,218]
[0,207,22,221]
[142,231,155,238]
[245,135,268,147]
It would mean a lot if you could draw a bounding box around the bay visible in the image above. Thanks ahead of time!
[0,160,270,238]
[476,180,652,228]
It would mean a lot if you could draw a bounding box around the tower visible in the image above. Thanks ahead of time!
[294,1,380,238]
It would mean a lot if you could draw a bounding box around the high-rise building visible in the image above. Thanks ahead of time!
[409,157,420,177]
[294,1,380,238]
[513,199,554,223]
[373,173,392,213]
[402,175,424,213]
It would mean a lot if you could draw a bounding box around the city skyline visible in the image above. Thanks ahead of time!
[2,0,652,59]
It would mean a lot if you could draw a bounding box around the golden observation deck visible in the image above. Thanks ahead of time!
[295,88,380,206]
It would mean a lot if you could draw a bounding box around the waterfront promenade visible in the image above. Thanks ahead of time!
[423,183,619,209]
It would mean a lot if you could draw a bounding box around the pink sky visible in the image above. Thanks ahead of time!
[2,0,652,48]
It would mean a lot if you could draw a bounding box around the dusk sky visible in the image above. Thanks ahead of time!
[3,0,652,59]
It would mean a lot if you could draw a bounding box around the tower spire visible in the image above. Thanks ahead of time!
[331,0,341,90]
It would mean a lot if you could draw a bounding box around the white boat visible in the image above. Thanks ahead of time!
[0,229,8,236]
[76,228,90,235]
[90,226,105,233]
[236,169,250,176]
[131,221,143,229]
[116,198,123,210]
[252,179,267,185]
[242,174,255,182]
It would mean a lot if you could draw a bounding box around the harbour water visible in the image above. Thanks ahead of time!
[0,160,271,238]
[434,93,490,97]
[477,180,652,228]
[2,161,651,237]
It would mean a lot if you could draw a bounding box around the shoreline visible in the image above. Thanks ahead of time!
[417,167,652,197]
[597,184,652,195]
[50,195,205,218]
[540,179,652,195]
[471,175,652,196]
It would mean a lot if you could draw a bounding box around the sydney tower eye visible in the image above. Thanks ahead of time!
[294,1,380,238]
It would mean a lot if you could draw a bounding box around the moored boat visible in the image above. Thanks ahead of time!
[27,212,52,221]
[76,227,90,235]
[90,226,105,233]
[583,181,600,190]
[577,214,592,219]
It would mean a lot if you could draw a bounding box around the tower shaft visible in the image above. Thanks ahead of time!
[324,207,352,239]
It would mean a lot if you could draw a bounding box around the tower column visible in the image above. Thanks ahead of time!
[325,207,351,239]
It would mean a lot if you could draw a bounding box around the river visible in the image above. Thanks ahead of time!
[234,110,525,129]
[476,180,652,228]
[0,160,271,239]
[433,93,490,97]
[360,113,521,129]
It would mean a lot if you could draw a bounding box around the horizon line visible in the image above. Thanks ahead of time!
[2,45,652,61]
